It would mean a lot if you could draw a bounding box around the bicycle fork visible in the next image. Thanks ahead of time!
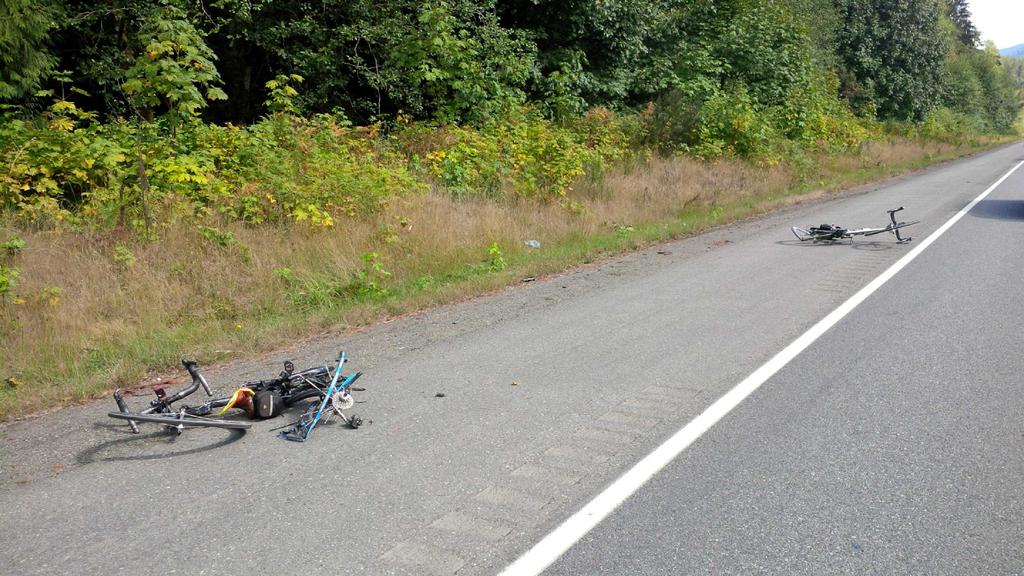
[887,207,912,243]
[113,389,140,434]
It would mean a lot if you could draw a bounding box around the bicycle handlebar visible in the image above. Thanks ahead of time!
[886,207,905,229]
[172,358,334,407]
[180,358,213,397]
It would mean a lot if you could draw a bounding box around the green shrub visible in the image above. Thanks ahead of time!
[1,236,25,255]
[222,116,424,226]
[273,252,391,310]
[112,243,136,269]
[695,86,780,161]
[1,93,427,229]
[779,73,872,152]
[413,106,631,201]
[641,91,703,153]
[0,264,19,303]
[0,100,129,225]
[920,107,984,141]
[486,242,506,272]
[198,226,236,247]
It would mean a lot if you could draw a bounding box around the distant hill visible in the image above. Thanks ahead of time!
[1000,43,1024,58]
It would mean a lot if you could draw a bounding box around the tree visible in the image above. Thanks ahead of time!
[1003,57,1024,93]
[973,43,1019,132]
[790,0,840,68]
[938,11,1018,132]
[833,0,949,120]
[119,3,227,230]
[121,4,227,126]
[946,0,979,47]
[498,0,669,109]
[42,1,231,118]
[384,1,534,123]
[0,0,59,99]
[690,0,814,107]
[216,0,532,124]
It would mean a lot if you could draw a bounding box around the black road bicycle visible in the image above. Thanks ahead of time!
[791,207,919,244]
[109,353,362,434]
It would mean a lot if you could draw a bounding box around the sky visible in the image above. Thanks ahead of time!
[968,0,1024,49]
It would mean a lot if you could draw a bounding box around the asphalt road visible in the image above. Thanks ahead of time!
[2,143,1022,576]
[543,154,1024,574]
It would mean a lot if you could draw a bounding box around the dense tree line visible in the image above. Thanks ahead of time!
[1,0,1018,131]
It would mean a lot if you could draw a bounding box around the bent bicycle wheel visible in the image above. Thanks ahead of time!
[108,412,252,430]
[863,220,920,236]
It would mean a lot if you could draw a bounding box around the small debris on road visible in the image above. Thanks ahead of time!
[521,277,536,283]
[435,392,446,398]
[657,250,672,256]
[524,240,541,248]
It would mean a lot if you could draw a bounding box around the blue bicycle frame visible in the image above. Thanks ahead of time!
[281,350,360,442]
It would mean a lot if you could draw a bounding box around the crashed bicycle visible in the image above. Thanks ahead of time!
[791,207,919,244]
[109,351,363,435]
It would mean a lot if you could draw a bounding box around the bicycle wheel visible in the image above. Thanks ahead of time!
[108,411,252,430]
[791,226,811,241]
[890,220,920,231]
[863,220,920,236]
[284,385,323,406]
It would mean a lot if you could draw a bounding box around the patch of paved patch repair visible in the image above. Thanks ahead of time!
[430,511,514,542]
[539,445,611,469]
[572,426,640,446]
[639,384,692,400]
[472,486,550,512]
[379,541,467,576]
[595,410,661,432]
[812,248,903,294]
[619,396,684,414]
[378,383,708,575]
[510,463,583,486]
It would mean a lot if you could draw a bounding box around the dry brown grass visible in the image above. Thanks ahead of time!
[812,138,963,182]
[0,135,1006,420]
[582,155,793,227]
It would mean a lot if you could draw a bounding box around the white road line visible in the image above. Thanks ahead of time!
[498,159,1024,576]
